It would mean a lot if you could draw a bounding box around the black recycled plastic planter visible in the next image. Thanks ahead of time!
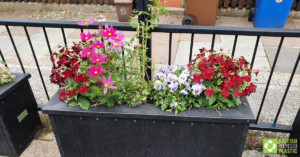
[0,73,41,157]
[42,92,255,157]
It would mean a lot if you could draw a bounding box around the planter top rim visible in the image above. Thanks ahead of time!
[0,73,30,100]
[42,91,255,123]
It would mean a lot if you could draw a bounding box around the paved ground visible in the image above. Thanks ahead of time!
[0,10,299,157]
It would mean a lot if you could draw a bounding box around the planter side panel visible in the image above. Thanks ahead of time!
[50,115,250,157]
[0,123,12,156]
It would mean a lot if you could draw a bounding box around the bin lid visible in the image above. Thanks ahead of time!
[114,0,133,4]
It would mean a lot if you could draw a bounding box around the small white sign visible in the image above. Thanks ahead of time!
[276,0,283,3]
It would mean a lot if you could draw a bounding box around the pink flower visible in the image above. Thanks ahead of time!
[88,65,103,78]
[112,31,125,42]
[81,46,95,58]
[92,40,104,49]
[80,32,93,42]
[91,52,105,65]
[102,76,117,95]
[101,25,117,40]
[77,17,95,26]
[108,40,124,51]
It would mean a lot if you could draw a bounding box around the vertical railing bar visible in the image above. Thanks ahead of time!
[231,35,238,57]
[168,32,172,65]
[43,27,56,68]
[61,28,67,47]
[189,33,194,62]
[273,53,300,124]
[0,49,8,67]
[80,28,83,33]
[211,34,216,50]
[5,25,25,73]
[24,26,50,100]
[251,36,260,67]
[255,37,285,124]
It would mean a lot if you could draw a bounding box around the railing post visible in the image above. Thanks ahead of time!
[288,108,300,157]
[137,0,152,80]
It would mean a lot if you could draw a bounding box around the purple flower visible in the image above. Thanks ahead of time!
[168,65,177,73]
[159,67,169,74]
[167,74,178,82]
[180,89,188,95]
[155,72,166,80]
[168,82,178,93]
[192,84,205,96]
[154,80,163,90]
[178,73,188,84]
[170,102,177,107]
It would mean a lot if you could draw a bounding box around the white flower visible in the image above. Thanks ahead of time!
[170,102,177,107]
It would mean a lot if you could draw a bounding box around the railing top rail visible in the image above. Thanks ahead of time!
[1,19,300,37]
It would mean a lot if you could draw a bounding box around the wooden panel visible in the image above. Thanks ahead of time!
[54,115,80,157]
[89,117,111,157]
[231,0,237,8]
[42,0,47,3]
[246,0,253,8]
[223,0,230,8]
[126,119,145,157]
[219,0,224,8]
[60,0,65,4]
[297,0,300,11]
[98,0,104,4]
[104,0,109,4]
[292,0,297,10]
[238,0,245,9]
[145,120,163,157]
[48,0,52,3]
[163,121,182,157]
[180,122,203,157]
[109,0,113,4]
[55,0,59,3]
[91,0,96,4]
[108,118,128,157]
[79,0,84,4]
[85,0,91,4]
[72,116,96,157]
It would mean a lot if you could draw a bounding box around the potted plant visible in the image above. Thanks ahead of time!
[42,4,256,157]
[0,65,41,157]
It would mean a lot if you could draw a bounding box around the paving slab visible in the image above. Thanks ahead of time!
[265,46,300,74]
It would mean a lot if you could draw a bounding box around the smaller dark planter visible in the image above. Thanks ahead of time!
[43,92,255,157]
[0,73,41,157]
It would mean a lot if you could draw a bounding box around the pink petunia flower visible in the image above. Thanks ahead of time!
[101,25,117,40]
[91,52,106,65]
[77,17,95,26]
[81,46,95,58]
[102,76,117,95]
[108,39,124,51]
[88,65,103,78]
[80,32,93,42]
[112,31,125,42]
[92,40,104,49]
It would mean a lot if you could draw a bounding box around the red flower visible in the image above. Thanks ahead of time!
[233,89,239,99]
[202,67,215,80]
[77,84,90,96]
[192,74,202,83]
[246,83,256,95]
[79,74,89,82]
[67,89,77,98]
[63,70,73,80]
[221,89,229,99]
[59,90,67,102]
[96,80,102,88]
[205,89,215,98]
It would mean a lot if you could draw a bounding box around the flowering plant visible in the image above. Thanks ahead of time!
[152,65,206,115]
[0,62,15,86]
[153,48,258,114]
[50,19,151,109]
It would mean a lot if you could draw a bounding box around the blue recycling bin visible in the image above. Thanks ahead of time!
[253,0,294,28]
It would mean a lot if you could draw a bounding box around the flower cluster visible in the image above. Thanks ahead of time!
[188,48,258,110]
[0,66,15,86]
[50,19,126,110]
[153,48,258,114]
[152,65,206,114]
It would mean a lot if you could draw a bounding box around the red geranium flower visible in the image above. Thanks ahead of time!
[59,90,67,102]
[192,74,202,83]
[77,84,90,96]
[233,89,240,99]
[221,89,230,99]
[67,89,77,98]
[205,89,215,98]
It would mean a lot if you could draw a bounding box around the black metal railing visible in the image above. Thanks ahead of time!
[0,19,300,134]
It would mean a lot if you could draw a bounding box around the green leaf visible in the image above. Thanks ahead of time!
[161,103,168,111]
[208,94,217,106]
[107,98,115,107]
[175,109,178,115]
[227,101,235,107]
[142,89,150,95]
[78,96,90,110]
